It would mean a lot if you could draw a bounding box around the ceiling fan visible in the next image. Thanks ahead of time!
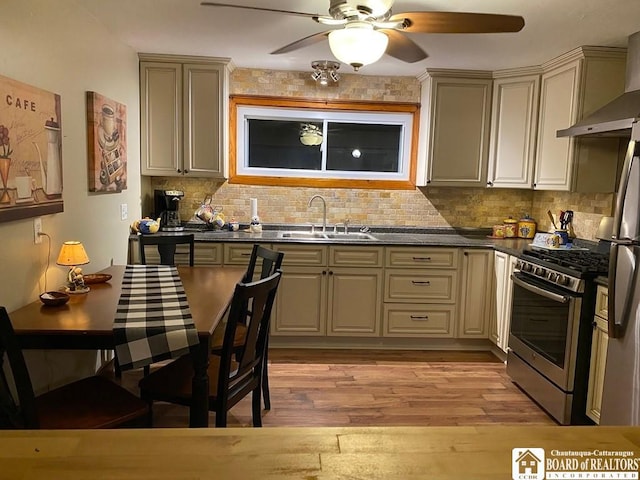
[200,0,525,71]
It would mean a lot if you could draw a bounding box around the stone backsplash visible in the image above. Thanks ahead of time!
[145,66,616,241]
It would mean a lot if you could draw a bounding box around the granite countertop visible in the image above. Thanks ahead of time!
[130,224,545,257]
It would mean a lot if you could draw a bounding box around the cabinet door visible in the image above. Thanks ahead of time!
[140,62,182,176]
[183,63,226,178]
[458,249,493,338]
[327,268,382,336]
[490,251,508,346]
[425,77,492,187]
[534,60,579,191]
[272,267,327,336]
[487,75,539,189]
[586,315,609,424]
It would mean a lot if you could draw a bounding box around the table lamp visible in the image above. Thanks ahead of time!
[56,241,90,293]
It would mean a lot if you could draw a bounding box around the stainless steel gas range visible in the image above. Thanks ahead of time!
[506,247,609,425]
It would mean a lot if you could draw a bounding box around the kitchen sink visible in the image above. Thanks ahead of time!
[277,231,378,241]
[278,232,329,240]
[324,232,378,240]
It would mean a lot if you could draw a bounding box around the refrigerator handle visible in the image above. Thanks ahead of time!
[611,140,636,241]
[608,243,622,338]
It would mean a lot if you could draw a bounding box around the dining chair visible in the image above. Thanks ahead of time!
[0,307,149,429]
[138,233,195,266]
[139,270,282,427]
[211,244,284,410]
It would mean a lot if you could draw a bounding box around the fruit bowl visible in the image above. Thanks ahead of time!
[39,291,70,306]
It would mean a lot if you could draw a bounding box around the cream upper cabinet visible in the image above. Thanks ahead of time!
[458,249,493,338]
[140,54,229,178]
[487,70,540,189]
[534,47,626,192]
[417,70,493,187]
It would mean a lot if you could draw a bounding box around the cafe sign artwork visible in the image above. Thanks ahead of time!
[0,73,64,223]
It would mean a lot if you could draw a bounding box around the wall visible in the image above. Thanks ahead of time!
[0,0,141,389]
[150,67,614,239]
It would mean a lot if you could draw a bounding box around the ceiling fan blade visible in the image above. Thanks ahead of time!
[389,12,525,34]
[271,31,331,55]
[200,2,318,19]
[380,29,428,63]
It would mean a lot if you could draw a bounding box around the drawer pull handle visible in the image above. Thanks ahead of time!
[410,315,429,320]
[411,280,431,285]
[412,256,432,261]
[241,253,250,256]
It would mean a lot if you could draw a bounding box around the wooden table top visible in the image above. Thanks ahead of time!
[1,426,639,479]
[10,265,246,337]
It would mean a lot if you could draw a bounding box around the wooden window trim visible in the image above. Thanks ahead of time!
[229,95,420,190]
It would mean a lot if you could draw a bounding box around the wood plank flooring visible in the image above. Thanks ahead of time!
[115,349,556,428]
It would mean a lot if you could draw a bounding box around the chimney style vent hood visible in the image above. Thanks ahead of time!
[557,31,640,138]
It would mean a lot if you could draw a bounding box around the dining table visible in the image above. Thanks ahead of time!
[8,264,247,428]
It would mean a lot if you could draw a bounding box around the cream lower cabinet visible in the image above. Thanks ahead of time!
[272,245,383,337]
[490,251,517,352]
[130,239,222,265]
[586,285,609,424]
[383,247,458,337]
[458,249,493,338]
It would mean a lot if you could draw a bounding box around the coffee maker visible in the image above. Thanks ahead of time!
[154,189,184,231]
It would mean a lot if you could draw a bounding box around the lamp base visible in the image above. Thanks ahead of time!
[65,285,90,294]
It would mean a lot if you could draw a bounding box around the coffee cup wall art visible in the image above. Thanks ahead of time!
[0,73,64,223]
[86,91,127,193]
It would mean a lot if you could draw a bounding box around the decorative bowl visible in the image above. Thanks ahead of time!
[83,273,112,285]
[39,291,70,306]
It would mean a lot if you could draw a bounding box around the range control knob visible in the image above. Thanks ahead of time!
[547,271,557,282]
[522,263,533,272]
[535,266,545,276]
[557,275,569,286]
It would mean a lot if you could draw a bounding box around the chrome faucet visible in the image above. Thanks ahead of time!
[308,195,327,232]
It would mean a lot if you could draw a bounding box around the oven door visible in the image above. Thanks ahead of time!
[508,271,582,391]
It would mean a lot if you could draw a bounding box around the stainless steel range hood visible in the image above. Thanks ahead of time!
[557,31,640,138]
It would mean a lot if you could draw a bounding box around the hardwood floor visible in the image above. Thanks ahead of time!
[115,349,556,428]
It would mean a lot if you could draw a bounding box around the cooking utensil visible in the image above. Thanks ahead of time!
[547,210,557,230]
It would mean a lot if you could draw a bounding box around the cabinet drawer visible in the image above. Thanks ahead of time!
[223,243,263,265]
[194,243,222,265]
[596,285,608,320]
[385,248,458,268]
[273,245,327,266]
[383,304,455,337]
[329,246,383,267]
[384,270,457,303]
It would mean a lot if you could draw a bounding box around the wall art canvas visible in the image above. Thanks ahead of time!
[86,91,127,192]
[0,74,64,223]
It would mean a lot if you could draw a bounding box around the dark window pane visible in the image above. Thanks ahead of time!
[247,119,322,170]
[326,123,401,172]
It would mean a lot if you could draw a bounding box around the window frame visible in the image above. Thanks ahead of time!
[229,95,420,189]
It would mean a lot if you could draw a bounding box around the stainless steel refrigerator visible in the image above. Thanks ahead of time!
[601,122,640,425]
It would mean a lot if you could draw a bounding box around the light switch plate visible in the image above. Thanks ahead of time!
[34,217,42,244]
[120,203,128,221]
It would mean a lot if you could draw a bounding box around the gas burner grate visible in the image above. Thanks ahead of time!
[522,249,609,275]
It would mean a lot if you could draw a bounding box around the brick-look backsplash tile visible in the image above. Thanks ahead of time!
[146,67,615,240]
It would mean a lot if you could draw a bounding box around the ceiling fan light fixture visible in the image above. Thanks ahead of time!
[328,23,388,71]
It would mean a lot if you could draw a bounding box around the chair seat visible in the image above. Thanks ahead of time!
[139,355,241,406]
[35,376,148,429]
[211,323,247,352]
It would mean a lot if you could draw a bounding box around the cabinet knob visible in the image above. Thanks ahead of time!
[184,169,189,174]
[328,270,334,275]
[177,169,182,174]
[322,270,327,275]
[487,181,493,187]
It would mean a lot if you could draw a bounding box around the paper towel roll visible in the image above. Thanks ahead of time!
[250,198,258,218]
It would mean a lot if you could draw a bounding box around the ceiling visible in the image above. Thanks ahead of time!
[79,0,640,77]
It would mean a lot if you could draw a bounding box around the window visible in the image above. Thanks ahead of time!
[229,96,419,189]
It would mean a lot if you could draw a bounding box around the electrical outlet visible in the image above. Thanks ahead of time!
[120,203,128,221]
[34,217,42,244]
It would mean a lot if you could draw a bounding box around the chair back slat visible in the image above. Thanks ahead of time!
[243,245,284,283]
[139,234,195,266]
[0,307,39,429]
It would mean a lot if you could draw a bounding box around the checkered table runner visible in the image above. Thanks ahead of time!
[113,265,200,371]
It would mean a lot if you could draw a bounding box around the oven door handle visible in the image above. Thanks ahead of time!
[511,273,571,304]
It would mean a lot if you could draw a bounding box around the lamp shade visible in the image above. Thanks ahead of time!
[56,241,90,266]
[328,23,389,71]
